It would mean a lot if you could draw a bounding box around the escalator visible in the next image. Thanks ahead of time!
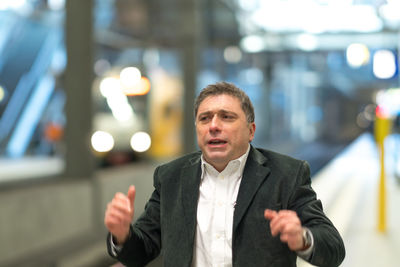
[0,11,65,159]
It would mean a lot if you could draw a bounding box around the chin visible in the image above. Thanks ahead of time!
[205,152,229,162]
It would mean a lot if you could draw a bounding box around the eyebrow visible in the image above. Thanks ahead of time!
[197,109,238,117]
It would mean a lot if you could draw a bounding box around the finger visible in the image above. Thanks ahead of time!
[106,204,130,224]
[107,214,129,229]
[270,218,290,236]
[105,208,125,229]
[105,198,133,228]
[264,209,277,220]
[281,222,301,236]
[276,210,297,218]
[277,223,302,246]
[127,185,136,213]
[111,197,129,209]
[110,197,131,214]
[113,193,131,207]
[106,213,132,234]
[270,213,300,236]
[269,215,289,234]
[114,192,128,200]
[280,232,289,243]
[270,220,287,236]
[105,212,124,227]
[269,210,299,228]
[271,216,300,234]
[107,204,128,220]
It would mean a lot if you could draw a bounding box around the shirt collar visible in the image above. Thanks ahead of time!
[200,144,251,179]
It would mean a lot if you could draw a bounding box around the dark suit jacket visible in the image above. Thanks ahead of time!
[107,146,345,267]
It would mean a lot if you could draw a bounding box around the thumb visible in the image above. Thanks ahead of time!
[127,185,136,213]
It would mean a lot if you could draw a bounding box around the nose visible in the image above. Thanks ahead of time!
[209,115,221,133]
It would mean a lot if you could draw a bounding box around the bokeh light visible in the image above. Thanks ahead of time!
[44,123,63,142]
[375,105,390,119]
[224,46,242,64]
[346,43,370,68]
[375,88,400,117]
[240,35,265,53]
[0,85,5,103]
[94,59,111,76]
[120,67,141,88]
[48,0,65,11]
[106,93,134,122]
[123,76,151,96]
[373,49,396,79]
[100,77,120,98]
[0,0,26,11]
[130,131,151,152]
[91,131,114,153]
[296,34,318,51]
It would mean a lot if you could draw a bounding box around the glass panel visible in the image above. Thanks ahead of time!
[92,0,185,167]
[0,1,66,182]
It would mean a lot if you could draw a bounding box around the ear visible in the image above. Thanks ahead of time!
[248,122,256,141]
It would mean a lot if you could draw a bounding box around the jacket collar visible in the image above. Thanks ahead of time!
[180,153,202,248]
[233,146,271,232]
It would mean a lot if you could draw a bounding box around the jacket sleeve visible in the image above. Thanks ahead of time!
[289,161,346,267]
[106,166,163,267]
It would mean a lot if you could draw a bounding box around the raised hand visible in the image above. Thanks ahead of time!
[105,185,136,245]
[264,209,305,251]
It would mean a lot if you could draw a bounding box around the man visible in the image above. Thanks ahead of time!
[105,82,345,267]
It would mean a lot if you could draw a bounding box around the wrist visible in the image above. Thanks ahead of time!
[114,227,132,245]
[300,227,312,251]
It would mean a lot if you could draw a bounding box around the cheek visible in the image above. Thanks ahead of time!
[238,128,252,142]
[196,127,206,139]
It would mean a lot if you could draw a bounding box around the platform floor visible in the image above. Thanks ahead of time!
[298,133,400,267]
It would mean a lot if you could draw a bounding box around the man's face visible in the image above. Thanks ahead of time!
[196,94,255,172]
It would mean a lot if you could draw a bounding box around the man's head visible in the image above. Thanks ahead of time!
[194,82,256,172]
[194,82,255,124]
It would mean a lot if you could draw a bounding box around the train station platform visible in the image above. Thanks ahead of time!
[299,133,400,267]
[1,132,399,267]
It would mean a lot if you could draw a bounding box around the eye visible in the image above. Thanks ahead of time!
[198,115,210,122]
[221,113,235,120]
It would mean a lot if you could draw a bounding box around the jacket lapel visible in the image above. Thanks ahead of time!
[180,154,202,243]
[233,147,271,233]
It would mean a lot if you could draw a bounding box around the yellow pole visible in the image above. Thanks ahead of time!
[378,136,386,232]
[374,117,391,233]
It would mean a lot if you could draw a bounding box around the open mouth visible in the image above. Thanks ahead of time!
[208,140,227,145]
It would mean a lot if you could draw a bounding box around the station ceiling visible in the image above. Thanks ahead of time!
[101,0,400,51]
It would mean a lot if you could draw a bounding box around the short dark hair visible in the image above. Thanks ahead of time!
[194,82,255,123]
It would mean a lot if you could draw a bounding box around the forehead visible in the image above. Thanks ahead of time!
[198,94,242,113]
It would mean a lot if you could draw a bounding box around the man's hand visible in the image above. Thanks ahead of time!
[104,185,136,245]
[264,209,305,251]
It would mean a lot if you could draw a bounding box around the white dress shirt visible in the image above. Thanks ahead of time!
[192,146,250,267]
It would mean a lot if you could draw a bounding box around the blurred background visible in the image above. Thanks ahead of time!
[0,0,399,266]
